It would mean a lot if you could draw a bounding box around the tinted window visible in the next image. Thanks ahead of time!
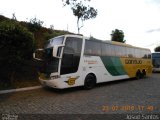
[64,37,82,53]
[110,45,115,56]
[126,47,135,58]
[60,37,82,75]
[115,45,125,57]
[84,40,101,56]
[102,44,125,57]
[152,53,160,58]
[115,45,120,56]
[142,50,148,58]
[102,44,111,56]
[148,53,151,59]
[135,48,141,58]
[121,46,127,57]
[147,50,151,58]
[45,36,64,48]
[134,48,151,59]
[38,48,59,74]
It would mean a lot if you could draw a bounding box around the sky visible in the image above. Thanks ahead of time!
[0,0,160,52]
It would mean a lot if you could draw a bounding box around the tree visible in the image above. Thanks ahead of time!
[154,46,160,52]
[12,13,17,20]
[63,0,97,34]
[111,29,125,43]
[0,20,35,82]
[28,17,44,32]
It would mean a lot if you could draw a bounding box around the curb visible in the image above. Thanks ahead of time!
[0,86,42,94]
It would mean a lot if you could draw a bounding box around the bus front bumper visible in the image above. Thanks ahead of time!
[39,78,67,89]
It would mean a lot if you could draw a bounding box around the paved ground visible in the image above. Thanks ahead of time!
[0,73,160,119]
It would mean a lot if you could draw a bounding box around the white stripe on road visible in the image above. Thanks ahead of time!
[0,86,42,94]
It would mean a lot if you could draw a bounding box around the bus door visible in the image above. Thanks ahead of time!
[60,37,83,86]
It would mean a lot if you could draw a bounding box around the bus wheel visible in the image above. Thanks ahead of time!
[84,74,96,89]
[136,70,141,79]
[142,70,146,78]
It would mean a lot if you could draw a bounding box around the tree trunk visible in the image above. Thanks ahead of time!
[77,18,80,34]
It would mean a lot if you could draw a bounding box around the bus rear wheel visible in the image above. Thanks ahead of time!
[84,74,96,89]
[142,70,146,78]
[136,70,142,79]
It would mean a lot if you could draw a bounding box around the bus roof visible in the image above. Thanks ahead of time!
[152,52,160,54]
[87,36,149,51]
[57,34,150,51]
[109,41,149,51]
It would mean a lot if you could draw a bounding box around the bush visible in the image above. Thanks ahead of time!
[27,17,44,32]
[0,20,35,82]
[154,46,160,52]
[44,30,73,41]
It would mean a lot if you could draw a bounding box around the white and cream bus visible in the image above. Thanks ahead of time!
[33,34,152,89]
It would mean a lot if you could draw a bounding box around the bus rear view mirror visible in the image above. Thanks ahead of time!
[33,49,45,61]
[52,45,64,59]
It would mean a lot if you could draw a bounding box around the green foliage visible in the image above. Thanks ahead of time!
[154,46,160,52]
[0,20,35,81]
[71,2,97,20]
[0,15,9,22]
[63,0,97,33]
[63,0,91,6]
[111,29,126,43]
[28,17,44,32]
[0,15,76,88]
[44,30,74,41]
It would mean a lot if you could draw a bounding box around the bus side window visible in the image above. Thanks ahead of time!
[135,48,141,58]
[141,50,147,59]
[126,47,133,58]
[115,45,120,57]
[101,44,112,56]
[143,50,148,59]
[84,40,101,56]
[121,46,127,57]
[110,45,115,56]
[115,45,125,57]
[84,40,91,55]
[101,44,106,56]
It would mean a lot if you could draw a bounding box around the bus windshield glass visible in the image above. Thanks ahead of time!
[39,36,64,74]
[152,53,160,68]
[45,36,64,48]
[40,48,59,74]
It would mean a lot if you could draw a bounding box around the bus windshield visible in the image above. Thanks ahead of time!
[41,48,59,74]
[45,36,64,48]
[38,37,64,74]
[152,53,160,68]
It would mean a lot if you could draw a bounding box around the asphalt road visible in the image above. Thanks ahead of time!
[0,73,160,119]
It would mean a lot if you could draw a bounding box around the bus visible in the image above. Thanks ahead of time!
[152,52,160,72]
[33,34,152,89]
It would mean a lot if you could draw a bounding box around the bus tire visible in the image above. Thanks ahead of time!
[136,70,141,80]
[84,74,96,90]
[142,69,146,78]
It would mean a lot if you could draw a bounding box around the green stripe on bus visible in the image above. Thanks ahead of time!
[100,56,127,76]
